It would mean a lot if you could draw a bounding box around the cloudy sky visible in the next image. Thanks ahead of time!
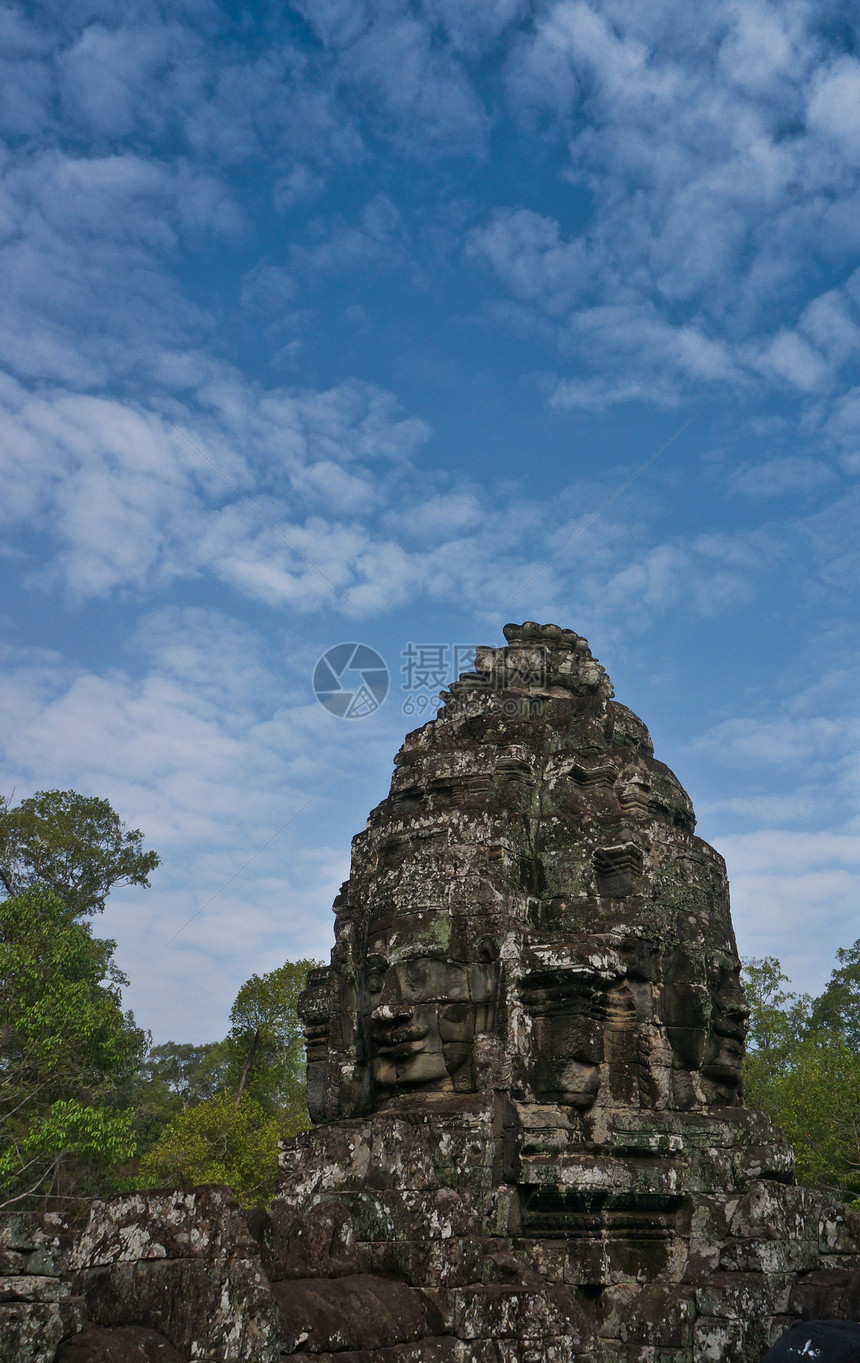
[2,0,859,1042]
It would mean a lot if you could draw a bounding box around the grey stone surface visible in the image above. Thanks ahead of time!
[4,623,860,1361]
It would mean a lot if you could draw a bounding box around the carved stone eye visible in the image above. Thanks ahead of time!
[405,960,428,988]
[365,957,388,996]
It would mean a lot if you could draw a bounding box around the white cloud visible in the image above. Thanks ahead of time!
[824,387,860,471]
[700,789,829,825]
[0,150,244,384]
[273,165,326,211]
[693,658,860,994]
[423,0,529,56]
[466,208,590,311]
[5,358,835,643]
[715,2,805,94]
[759,329,831,393]
[291,0,489,151]
[718,828,860,996]
[720,829,860,877]
[731,455,836,497]
[385,491,484,540]
[57,22,189,140]
[468,1,860,409]
[0,612,400,1040]
[0,371,432,605]
[290,196,408,282]
[807,56,860,158]
[694,714,851,766]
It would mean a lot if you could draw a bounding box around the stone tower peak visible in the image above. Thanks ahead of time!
[444,620,614,703]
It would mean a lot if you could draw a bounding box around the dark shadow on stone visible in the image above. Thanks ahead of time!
[56,1325,182,1362]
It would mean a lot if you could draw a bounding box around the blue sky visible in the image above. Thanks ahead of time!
[1,0,859,1042]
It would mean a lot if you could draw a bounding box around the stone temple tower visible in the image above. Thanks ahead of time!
[9,624,860,1363]
[277,623,859,1361]
[301,620,750,1131]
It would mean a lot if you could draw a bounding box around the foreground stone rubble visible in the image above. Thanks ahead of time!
[4,623,860,1362]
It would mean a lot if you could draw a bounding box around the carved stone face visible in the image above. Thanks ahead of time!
[520,958,616,1110]
[362,944,499,1095]
[700,952,748,1103]
[520,934,750,1112]
[304,625,751,1125]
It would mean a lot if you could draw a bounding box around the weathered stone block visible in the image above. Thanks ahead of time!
[621,1285,696,1348]
[78,1257,280,1362]
[0,1299,83,1363]
[692,1316,747,1363]
[719,1236,818,1274]
[788,1267,860,1319]
[274,1275,444,1353]
[728,1181,814,1243]
[446,1283,589,1343]
[0,1212,76,1279]
[71,1187,258,1269]
[695,1270,791,1318]
[257,1197,357,1280]
[289,1343,460,1363]
[819,1202,860,1254]
[55,1324,182,1361]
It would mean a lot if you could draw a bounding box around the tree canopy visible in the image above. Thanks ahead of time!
[226,959,317,1117]
[138,1093,280,1208]
[128,1040,232,1151]
[809,941,860,1051]
[135,959,321,1206]
[0,886,146,1210]
[0,789,160,917]
[743,949,860,1207]
[0,784,325,1211]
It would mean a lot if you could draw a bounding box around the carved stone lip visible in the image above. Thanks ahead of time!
[373,1026,428,1056]
[703,1059,743,1083]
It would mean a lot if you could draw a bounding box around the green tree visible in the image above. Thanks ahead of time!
[0,886,146,1210]
[226,959,320,1127]
[143,1041,232,1110]
[136,958,321,1205]
[742,954,860,1206]
[809,939,860,1049]
[129,1040,232,1153]
[138,1093,280,1207]
[763,1037,860,1201]
[0,789,160,917]
[743,955,812,1090]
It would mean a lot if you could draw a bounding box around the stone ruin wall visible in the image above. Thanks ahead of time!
[4,623,860,1363]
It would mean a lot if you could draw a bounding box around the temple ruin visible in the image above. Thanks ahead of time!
[4,623,860,1362]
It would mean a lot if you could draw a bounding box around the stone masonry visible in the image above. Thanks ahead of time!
[4,623,860,1362]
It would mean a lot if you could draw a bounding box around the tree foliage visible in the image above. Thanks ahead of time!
[0,789,160,917]
[743,956,812,1082]
[0,785,325,1211]
[0,886,146,1210]
[809,941,860,1050]
[226,959,320,1122]
[743,949,860,1206]
[128,1040,232,1152]
[134,958,321,1204]
[138,1093,281,1207]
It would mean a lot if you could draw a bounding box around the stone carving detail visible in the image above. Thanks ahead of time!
[6,623,860,1363]
[301,622,747,1124]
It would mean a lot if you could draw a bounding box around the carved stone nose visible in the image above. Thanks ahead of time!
[371,968,411,1020]
[371,1001,412,1022]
